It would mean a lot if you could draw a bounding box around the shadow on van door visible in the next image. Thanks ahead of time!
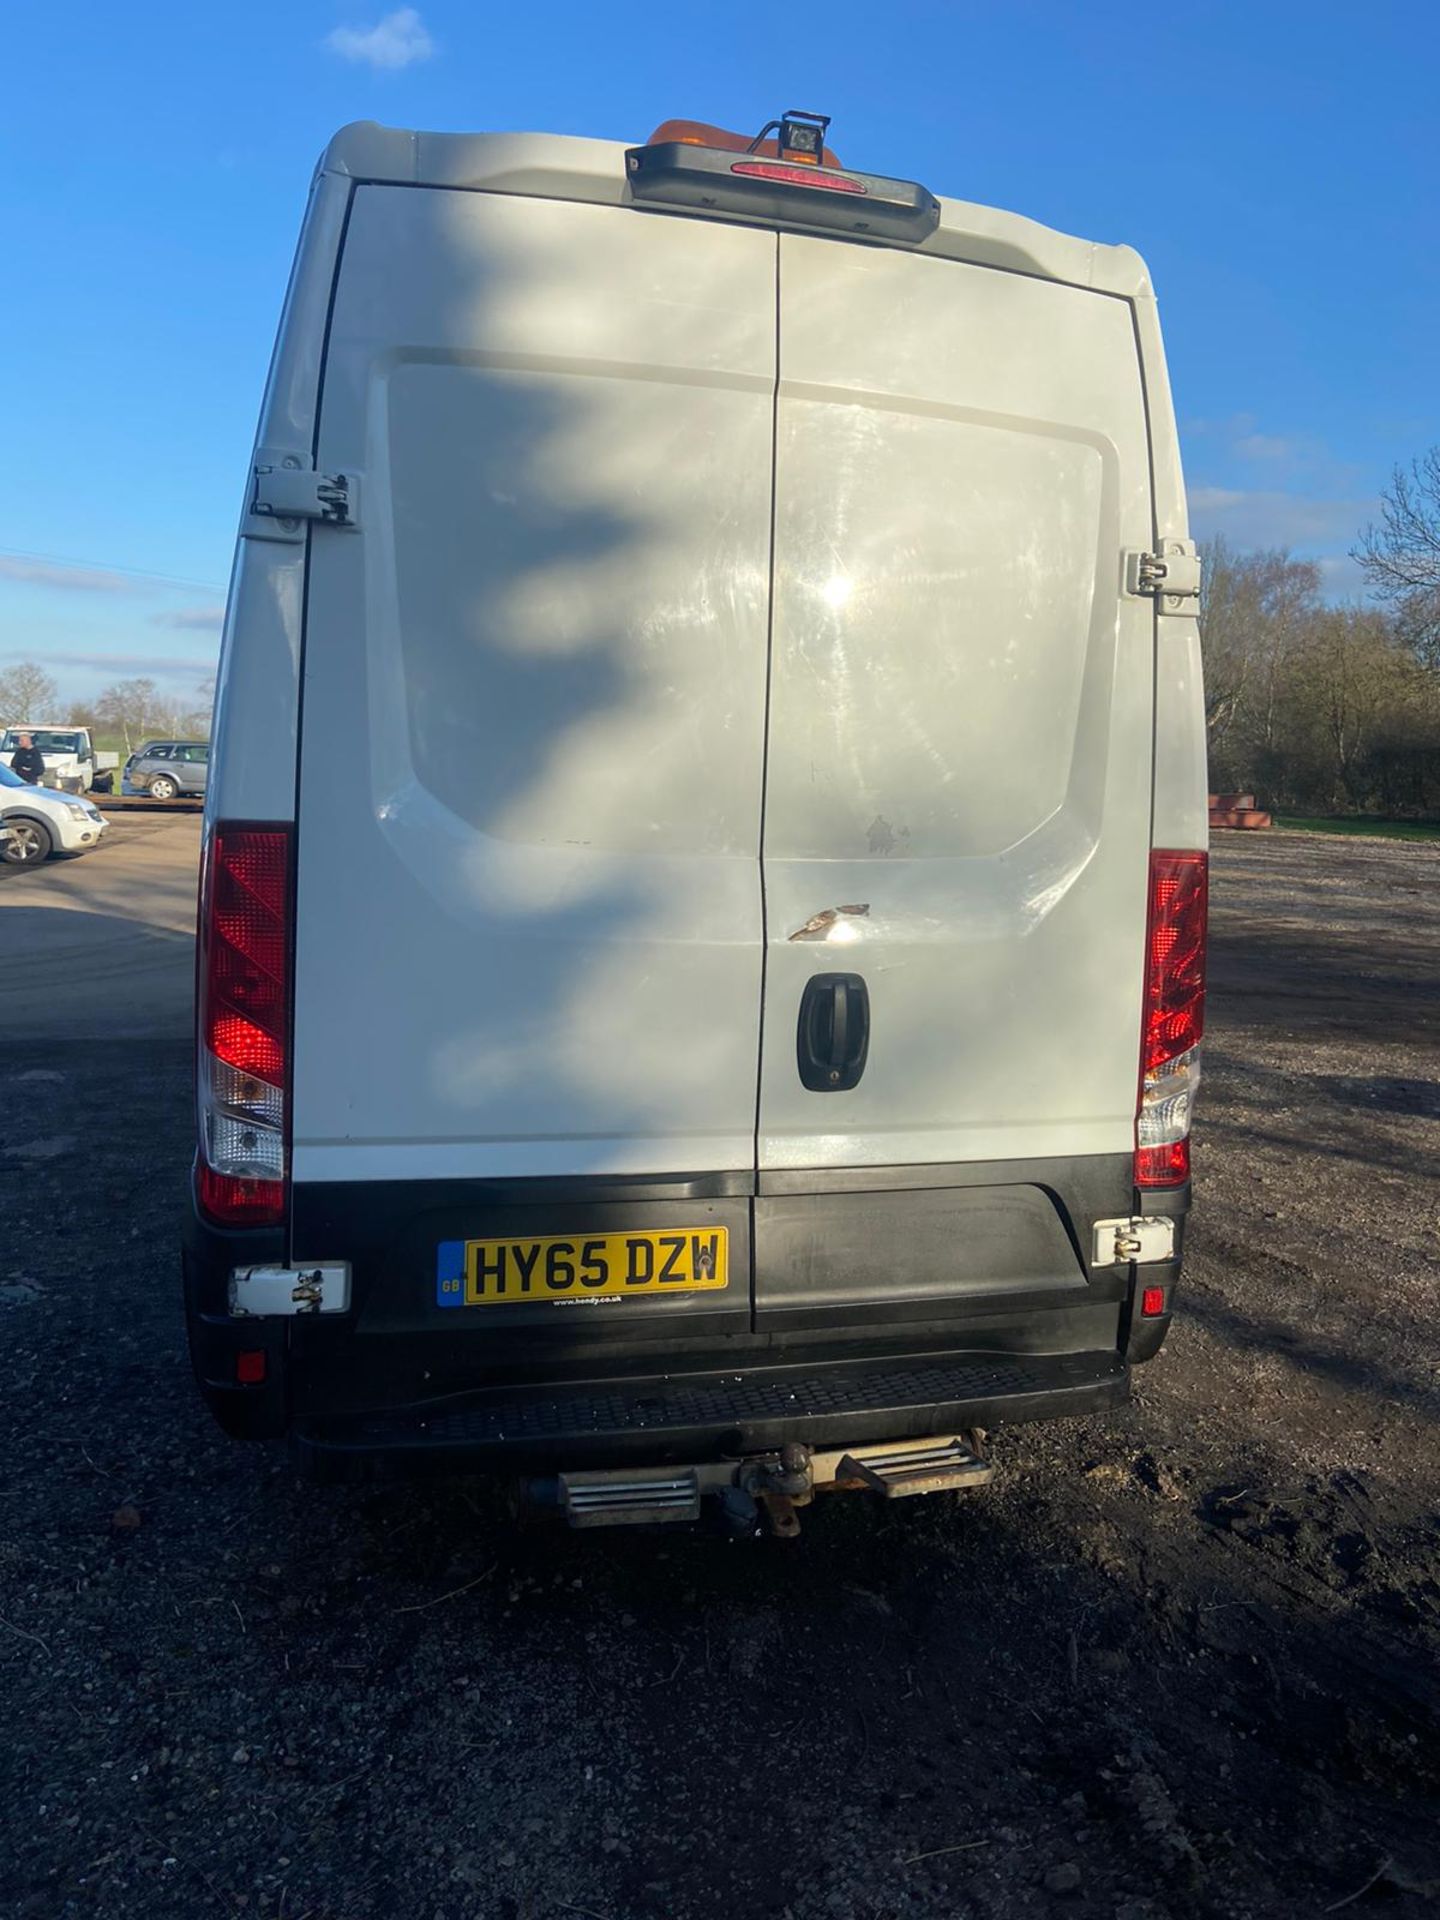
[300,191,777,1174]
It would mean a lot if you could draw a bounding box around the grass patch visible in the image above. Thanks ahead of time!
[1274,814,1440,843]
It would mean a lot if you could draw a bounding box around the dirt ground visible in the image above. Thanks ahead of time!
[1,820,1437,1920]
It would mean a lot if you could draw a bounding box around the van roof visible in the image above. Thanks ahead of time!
[317,122,1152,300]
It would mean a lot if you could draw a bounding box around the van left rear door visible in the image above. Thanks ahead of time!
[292,188,776,1216]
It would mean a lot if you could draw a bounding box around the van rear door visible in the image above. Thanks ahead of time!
[755,236,1155,1322]
[293,187,776,1190]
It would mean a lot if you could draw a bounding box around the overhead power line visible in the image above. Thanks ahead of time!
[0,544,227,597]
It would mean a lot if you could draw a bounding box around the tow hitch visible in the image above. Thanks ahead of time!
[528,1431,993,1536]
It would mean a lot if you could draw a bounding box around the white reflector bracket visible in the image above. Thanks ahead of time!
[229,1264,351,1317]
[1091,1217,1177,1267]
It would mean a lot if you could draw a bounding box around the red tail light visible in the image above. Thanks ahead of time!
[1136,1138,1192,1186]
[205,828,288,1076]
[1142,852,1208,1070]
[198,1162,286,1226]
[197,825,292,1227]
[1135,850,1207,1189]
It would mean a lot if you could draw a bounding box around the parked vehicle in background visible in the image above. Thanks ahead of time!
[0,762,108,864]
[0,725,119,794]
[187,111,1207,1528]
[123,740,209,800]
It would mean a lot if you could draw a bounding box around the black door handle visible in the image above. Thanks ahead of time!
[797,973,870,1092]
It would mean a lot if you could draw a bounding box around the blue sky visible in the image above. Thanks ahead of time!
[3,0,1436,706]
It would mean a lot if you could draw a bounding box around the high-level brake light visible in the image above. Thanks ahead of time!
[625,107,940,244]
[197,825,292,1227]
[1135,850,1207,1189]
[730,161,866,194]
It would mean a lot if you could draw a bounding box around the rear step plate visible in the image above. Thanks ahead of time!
[561,1468,701,1528]
[552,1431,992,1530]
[831,1437,993,1498]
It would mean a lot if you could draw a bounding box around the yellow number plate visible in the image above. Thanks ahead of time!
[436,1229,728,1308]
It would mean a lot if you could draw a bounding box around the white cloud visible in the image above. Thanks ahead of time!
[0,550,225,597]
[1314,553,1371,599]
[1182,412,1257,441]
[1187,487,1380,600]
[324,7,433,69]
[1182,419,1364,496]
[1187,486,1372,550]
[0,554,146,595]
[152,606,225,632]
[1231,433,1298,463]
[6,649,217,677]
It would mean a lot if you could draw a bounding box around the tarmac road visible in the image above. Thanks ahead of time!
[0,811,201,1041]
[1,821,1438,1920]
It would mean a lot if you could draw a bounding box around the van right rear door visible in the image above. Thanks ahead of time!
[755,235,1156,1327]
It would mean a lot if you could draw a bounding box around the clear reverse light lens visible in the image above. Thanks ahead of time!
[1137,1044,1201,1149]
[200,1047,284,1179]
[202,1106,284,1180]
[205,1052,284,1131]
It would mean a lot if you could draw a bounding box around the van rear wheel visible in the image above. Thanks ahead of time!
[2,819,54,864]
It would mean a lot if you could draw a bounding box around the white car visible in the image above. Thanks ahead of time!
[0,762,109,864]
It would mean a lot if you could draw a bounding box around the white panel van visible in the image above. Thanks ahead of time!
[185,114,1207,1527]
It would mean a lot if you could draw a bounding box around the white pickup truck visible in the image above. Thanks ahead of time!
[0,725,121,794]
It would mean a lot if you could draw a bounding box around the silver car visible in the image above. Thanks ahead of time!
[123,740,209,801]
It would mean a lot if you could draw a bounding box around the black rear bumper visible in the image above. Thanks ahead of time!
[291,1347,1128,1482]
[185,1155,1184,1473]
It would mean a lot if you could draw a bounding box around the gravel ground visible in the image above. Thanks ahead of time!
[1,823,1438,1920]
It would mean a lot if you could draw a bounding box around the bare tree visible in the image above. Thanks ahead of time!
[1308,609,1401,806]
[1198,540,1319,752]
[1197,536,1254,746]
[1195,534,1440,813]
[0,660,60,722]
[1354,447,1440,662]
[95,677,161,755]
[1251,555,1322,758]
[184,677,217,740]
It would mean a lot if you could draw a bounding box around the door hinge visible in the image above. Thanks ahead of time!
[245,455,361,543]
[1125,539,1200,614]
[1091,1216,1177,1267]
